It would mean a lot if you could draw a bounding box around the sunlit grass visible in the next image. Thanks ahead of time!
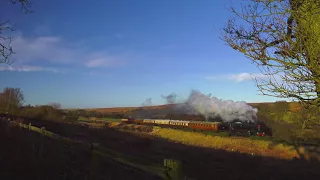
[150,127,299,160]
[78,116,121,123]
[77,116,87,121]
[82,121,319,161]
[99,117,121,122]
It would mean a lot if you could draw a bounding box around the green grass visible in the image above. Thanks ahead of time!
[150,126,300,160]
[181,127,230,137]
[78,116,121,122]
[99,117,121,122]
[77,116,87,121]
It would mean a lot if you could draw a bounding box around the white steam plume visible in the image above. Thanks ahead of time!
[176,90,258,123]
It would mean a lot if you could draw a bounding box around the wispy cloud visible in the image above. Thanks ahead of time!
[0,65,59,73]
[11,36,76,65]
[85,58,124,68]
[84,53,126,68]
[227,73,268,82]
[206,72,269,82]
[7,32,131,73]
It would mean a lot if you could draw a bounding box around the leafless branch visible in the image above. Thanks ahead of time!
[0,0,33,64]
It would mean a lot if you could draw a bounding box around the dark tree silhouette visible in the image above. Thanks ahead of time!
[1,0,33,64]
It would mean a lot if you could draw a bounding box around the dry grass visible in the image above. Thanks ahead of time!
[150,127,300,160]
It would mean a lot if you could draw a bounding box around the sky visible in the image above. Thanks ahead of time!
[0,0,283,108]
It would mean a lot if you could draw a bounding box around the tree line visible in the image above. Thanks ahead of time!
[0,87,125,121]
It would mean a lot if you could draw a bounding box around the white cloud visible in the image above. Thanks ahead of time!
[8,33,129,72]
[206,72,269,82]
[11,36,76,65]
[85,57,125,68]
[0,65,59,73]
[227,73,268,82]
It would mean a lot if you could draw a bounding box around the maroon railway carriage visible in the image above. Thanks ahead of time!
[188,121,220,132]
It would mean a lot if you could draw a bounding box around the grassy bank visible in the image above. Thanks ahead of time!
[77,121,320,161]
[150,127,299,159]
[101,122,298,159]
[78,116,121,122]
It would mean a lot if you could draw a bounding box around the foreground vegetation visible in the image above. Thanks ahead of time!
[0,119,162,180]
[104,122,318,161]
[151,127,303,160]
[2,108,320,179]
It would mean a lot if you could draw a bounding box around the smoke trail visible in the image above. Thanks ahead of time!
[141,98,152,106]
[176,90,258,123]
[161,93,177,104]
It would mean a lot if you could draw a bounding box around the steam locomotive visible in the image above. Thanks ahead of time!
[120,117,268,137]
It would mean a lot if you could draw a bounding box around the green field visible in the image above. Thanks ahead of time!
[78,116,121,123]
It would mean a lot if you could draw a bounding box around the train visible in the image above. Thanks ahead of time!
[0,112,268,137]
[120,117,268,137]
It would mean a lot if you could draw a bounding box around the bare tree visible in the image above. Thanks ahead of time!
[222,0,320,109]
[1,0,33,64]
[0,87,24,113]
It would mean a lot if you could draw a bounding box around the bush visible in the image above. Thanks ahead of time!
[18,106,64,121]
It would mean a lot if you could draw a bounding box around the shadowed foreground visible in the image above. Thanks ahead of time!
[0,120,162,180]
[12,118,320,180]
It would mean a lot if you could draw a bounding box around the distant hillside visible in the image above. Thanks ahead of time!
[87,102,288,113]
[88,104,177,114]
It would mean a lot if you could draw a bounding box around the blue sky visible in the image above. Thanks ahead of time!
[0,0,282,108]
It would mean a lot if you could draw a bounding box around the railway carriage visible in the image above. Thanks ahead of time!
[120,119,129,123]
[120,117,269,137]
[143,119,155,124]
[154,119,171,125]
[168,120,190,127]
[188,121,220,131]
[134,119,144,125]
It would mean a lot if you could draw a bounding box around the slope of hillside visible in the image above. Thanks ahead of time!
[89,102,280,114]
[69,101,295,114]
[89,104,177,114]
